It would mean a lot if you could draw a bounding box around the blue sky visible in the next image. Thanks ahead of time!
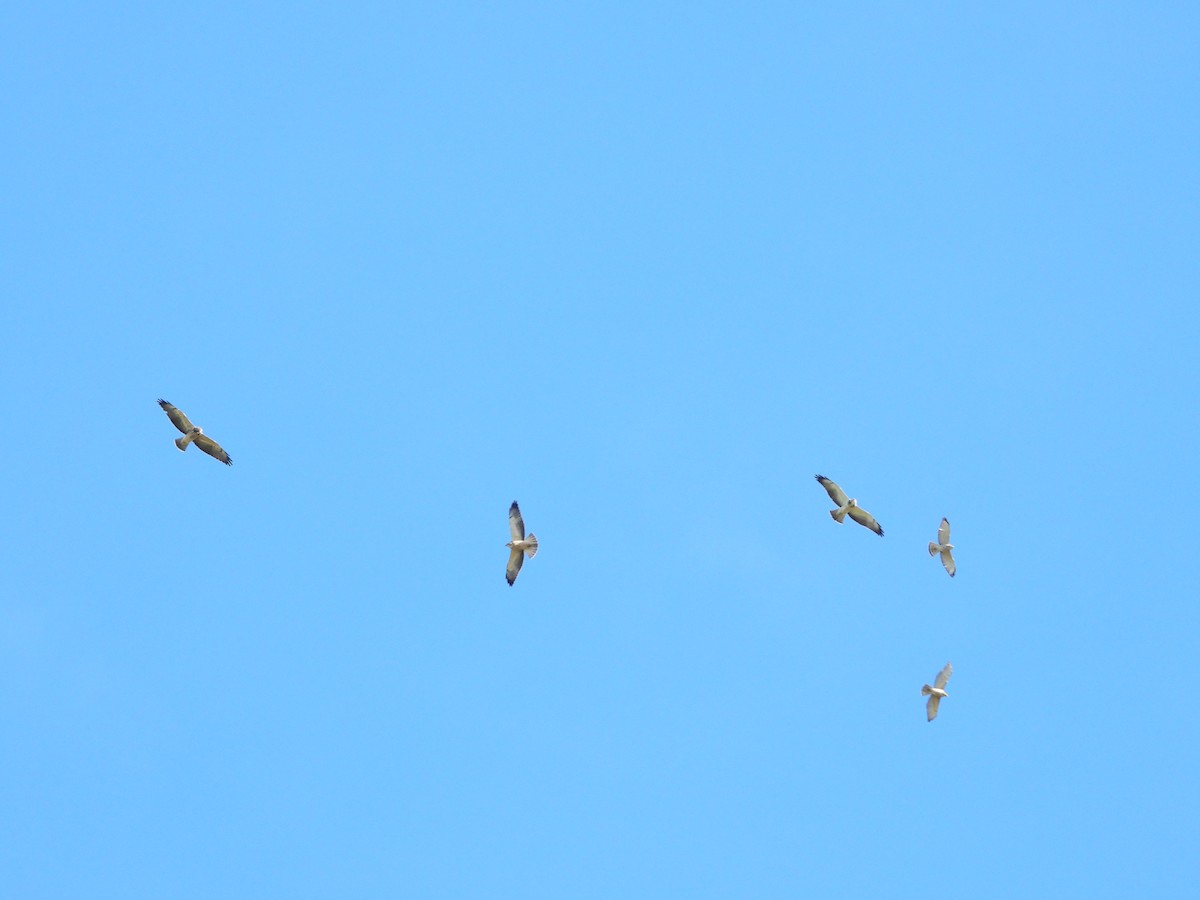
[2,3,1197,897]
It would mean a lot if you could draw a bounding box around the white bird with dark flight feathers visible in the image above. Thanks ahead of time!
[922,662,953,722]
[928,517,956,577]
[158,399,232,465]
[814,475,883,536]
[505,501,538,586]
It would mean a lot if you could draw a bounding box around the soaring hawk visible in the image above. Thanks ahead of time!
[505,502,538,585]
[814,475,883,536]
[158,399,232,466]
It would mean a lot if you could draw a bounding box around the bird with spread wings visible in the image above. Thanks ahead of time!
[921,662,953,722]
[928,517,956,577]
[505,501,538,585]
[158,399,232,466]
[814,475,883,536]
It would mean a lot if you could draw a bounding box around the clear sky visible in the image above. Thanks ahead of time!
[2,3,1197,897]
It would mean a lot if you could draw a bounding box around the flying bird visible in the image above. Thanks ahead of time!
[158,399,232,466]
[928,517,956,577]
[505,501,538,586]
[921,662,953,722]
[814,475,883,536]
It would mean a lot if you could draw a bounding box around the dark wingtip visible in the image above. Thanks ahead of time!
[510,501,519,511]
[876,528,884,537]
[157,398,170,407]
[814,474,826,484]
[223,458,233,466]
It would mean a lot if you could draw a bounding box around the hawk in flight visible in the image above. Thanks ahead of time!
[814,475,883,536]
[928,518,956,577]
[158,399,232,466]
[505,501,538,585]
[921,662,953,722]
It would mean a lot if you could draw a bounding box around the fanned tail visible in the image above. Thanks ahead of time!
[524,534,538,558]
[928,542,939,556]
[830,508,847,524]
[174,434,194,452]
[921,684,933,696]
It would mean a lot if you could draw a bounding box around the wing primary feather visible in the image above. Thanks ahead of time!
[509,502,525,541]
[505,547,524,585]
[157,399,194,435]
[934,663,953,689]
[194,434,232,465]
[942,549,956,577]
[847,505,884,536]
[814,474,849,507]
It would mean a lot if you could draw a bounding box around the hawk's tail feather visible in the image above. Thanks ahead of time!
[928,542,939,556]
[921,684,933,696]
[524,535,538,558]
[174,435,191,452]
[830,508,847,524]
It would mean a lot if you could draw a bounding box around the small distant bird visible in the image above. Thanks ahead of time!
[158,399,232,466]
[921,662,953,722]
[928,517,956,577]
[505,501,538,586]
[814,475,883,536]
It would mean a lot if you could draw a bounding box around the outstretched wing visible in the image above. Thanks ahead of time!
[926,694,942,722]
[847,504,884,536]
[158,399,194,435]
[509,502,525,541]
[193,433,232,466]
[814,475,849,507]
[938,517,951,545]
[506,547,524,585]
[934,662,953,690]
[940,548,956,577]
